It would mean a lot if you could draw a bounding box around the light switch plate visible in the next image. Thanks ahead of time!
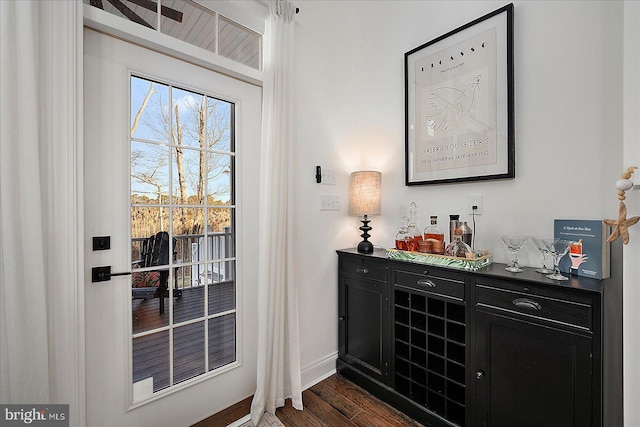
[320,195,341,211]
[320,169,336,185]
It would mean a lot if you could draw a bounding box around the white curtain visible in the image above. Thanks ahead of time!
[250,0,302,425]
[1,3,81,417]
[0,0,52,403]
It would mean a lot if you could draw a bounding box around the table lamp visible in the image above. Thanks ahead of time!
[349,171,382,254]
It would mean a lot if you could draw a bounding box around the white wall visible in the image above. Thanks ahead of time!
[292,0,628,402]
[623,1,640,425]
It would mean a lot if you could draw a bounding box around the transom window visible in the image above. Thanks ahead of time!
[85,0,262,70]
[130,75,236,396]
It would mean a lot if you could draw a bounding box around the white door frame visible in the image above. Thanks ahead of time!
[83,27,262,426]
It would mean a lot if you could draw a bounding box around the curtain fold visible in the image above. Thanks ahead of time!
[0,0,51,403]
[250,0,301,424]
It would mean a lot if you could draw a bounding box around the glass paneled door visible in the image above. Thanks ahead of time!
[84,28,261,426]
[130,76,237,394]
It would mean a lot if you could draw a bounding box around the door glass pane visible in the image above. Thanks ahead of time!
[206,208,234,260]
[172,88,205,148]
[132,292,170,332]
[173,147,205,204]
[174,321,206,384]
[207,153,233,203]
[133,330,170,393]
[131,207,169,264]
[174,278,205,323]
[209,263,235,316]
[131,75,236,399]
[131,142,169,203]
[207,97,234,152]
[209,314,236,370]
[131,77,169,142]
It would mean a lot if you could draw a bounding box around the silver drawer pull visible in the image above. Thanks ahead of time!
[356,268,369,274]
[417,279,437,288]
[513,298,542,311]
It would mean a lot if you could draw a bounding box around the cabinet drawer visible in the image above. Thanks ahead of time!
[340,257,388,282]
[476,284,592,331]
[395,269,464,301]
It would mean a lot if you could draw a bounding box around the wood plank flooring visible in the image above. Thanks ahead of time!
[192,374,423,427]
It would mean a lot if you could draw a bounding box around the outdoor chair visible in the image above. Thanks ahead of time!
[132,231,182,314]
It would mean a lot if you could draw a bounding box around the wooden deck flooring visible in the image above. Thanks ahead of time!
[132,282,236,392]
[192,374,423,427]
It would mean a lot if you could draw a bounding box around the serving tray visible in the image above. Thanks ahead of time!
[386,248,493,271]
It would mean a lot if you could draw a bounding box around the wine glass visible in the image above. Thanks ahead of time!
[542,238,573,281]
[501,234,529,273]
[531,237,554,274]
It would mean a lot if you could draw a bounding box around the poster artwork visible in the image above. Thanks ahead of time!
[414,29,497,173]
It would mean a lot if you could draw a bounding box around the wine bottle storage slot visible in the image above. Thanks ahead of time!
[413,330,427,349]
[396,307,410,325]
[428,316,445,335]
[394,287,466,426]
[413,365,427,384]
[396,323,410,342]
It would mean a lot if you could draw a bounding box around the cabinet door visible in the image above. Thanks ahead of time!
[475,310,593,427]
[339,275,389,384]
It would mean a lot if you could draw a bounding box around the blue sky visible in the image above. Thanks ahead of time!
[130,76,233,204]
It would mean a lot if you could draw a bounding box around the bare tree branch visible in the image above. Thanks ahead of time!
[174,104,187,204]
[131,82,155,136]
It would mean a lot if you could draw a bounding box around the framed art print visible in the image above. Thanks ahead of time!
[405,4,514,185]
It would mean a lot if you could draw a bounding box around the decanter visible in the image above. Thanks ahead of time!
[445,227,473,258]
[395,216,410,250]
[406,202,422,251]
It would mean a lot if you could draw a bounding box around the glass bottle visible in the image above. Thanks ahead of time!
[423,215,445,254]
[445,227,473,258]
[406,202,422,251]
[449,214,460,245]
[460,221,473,248]
[395,216,410,250]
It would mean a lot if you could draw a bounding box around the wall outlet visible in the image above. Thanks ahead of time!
[320,194,341,211]
[469,194,483,215]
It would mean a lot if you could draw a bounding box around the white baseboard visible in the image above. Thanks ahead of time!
[226,414,251,427]
[301,351,338,391]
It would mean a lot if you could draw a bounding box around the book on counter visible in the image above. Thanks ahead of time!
[554,219,611,280]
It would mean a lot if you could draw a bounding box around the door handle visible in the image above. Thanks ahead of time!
[92,266,132,282]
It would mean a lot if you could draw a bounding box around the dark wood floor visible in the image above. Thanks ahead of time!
[192,374,423,427]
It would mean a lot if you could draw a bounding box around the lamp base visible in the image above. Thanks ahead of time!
[357,240,374,254]
[357,215,374,254]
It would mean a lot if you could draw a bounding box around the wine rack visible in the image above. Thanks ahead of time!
[394,286,466,426]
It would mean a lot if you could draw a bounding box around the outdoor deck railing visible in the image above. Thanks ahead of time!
[132,226,234,290]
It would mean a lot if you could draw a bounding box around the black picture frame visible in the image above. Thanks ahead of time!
[405,3,514,186]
